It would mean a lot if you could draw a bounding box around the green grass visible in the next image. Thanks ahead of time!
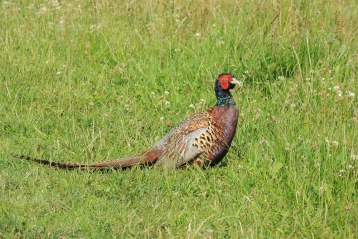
[1,0,358,237]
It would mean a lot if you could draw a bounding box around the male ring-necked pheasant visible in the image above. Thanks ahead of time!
[15,73,240,169]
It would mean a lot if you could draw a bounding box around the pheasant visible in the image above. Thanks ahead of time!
[15,73,241,169]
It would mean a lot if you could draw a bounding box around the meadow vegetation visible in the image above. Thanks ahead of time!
[1,0,357,237]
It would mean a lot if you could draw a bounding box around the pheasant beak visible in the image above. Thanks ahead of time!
[230,78,243,87]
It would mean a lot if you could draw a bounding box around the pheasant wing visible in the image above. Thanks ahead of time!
[154,111,212,168]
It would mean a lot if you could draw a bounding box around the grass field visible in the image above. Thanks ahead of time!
[1,0,358,238]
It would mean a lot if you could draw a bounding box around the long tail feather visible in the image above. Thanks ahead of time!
[13,149,161,170]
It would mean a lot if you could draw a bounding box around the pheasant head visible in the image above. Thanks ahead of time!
[215,73,241,107]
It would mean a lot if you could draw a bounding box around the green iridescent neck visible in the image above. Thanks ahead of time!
[215,95,236,107]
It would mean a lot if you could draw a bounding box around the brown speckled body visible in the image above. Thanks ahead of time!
[152,103,239,168]
[202,104,239,166]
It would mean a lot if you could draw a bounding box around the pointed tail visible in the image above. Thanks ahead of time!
[13,149,161,170]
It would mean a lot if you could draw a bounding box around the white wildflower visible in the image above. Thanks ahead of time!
[347,92,355,99]
[350,153,358,160]
[331,141,339,147]
[163,100,170,106]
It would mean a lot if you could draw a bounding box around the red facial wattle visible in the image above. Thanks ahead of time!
[219,74,232,89]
